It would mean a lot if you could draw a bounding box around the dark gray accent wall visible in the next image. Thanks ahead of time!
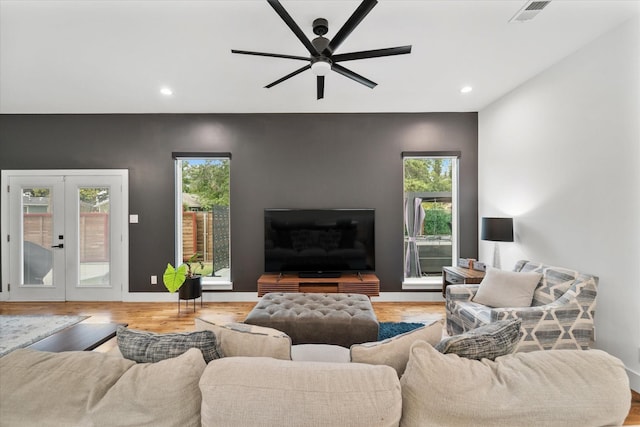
[0,113,478,292]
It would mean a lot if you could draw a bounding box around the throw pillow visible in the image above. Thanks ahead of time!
[472,267,542,307]
[400,341,631,427]
[435,318,521,360]
[195,317,292,360]
[350,319,444,377]
[117,327,223,363]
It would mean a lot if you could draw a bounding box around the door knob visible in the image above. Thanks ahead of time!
[51,244,64,249]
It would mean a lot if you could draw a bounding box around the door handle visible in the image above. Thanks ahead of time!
[51,244,64,249]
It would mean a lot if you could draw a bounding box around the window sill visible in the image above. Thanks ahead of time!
[402,276,442,291]
[202,280,233,291]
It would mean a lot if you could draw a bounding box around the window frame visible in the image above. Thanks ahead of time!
[401,152,460,290]
[173,153,232,290]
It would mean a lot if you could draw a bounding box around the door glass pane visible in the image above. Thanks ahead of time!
[22,187,53,285]
[78,187,110,286]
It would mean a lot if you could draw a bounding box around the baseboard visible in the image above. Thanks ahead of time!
[122,292,260,303]
[121,291,445,303]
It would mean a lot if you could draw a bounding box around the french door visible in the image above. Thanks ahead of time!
[1,170,128,301]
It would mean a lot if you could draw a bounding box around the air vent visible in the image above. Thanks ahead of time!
[509,1,551,23]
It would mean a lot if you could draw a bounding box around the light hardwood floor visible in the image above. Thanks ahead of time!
[0,301,445,331]
[1,300,638,425]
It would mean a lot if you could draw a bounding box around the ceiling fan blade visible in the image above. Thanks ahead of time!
[332,46,412,62]
[331,63,377,89]
[267,0,318,55]
[317,76,325,100]
[265,64,312,88]
[325,0,377,55]
[231,49,309,61]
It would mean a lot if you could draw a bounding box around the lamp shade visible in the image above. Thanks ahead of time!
[481,217,514,242]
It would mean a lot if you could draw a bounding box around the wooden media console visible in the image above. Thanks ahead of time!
[257,273,380,297]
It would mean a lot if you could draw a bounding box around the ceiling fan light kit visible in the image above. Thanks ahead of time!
[311,59,331,76]
[231,0,412,100]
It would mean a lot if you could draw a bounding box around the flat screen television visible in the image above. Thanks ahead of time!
[264,209,375,277]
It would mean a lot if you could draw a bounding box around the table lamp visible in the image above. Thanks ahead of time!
[481,217,514,269]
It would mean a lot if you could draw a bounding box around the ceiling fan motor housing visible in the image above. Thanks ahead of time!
[311,36,330,55]
[313,18,328,36]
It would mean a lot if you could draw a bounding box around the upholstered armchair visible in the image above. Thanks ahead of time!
[446,260,598,352]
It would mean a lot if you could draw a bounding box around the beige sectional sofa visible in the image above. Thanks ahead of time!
[0,318,632,427]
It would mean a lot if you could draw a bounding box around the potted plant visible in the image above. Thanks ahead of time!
[163,253,204,301]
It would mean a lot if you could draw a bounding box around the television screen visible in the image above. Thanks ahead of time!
[264,209,375,275]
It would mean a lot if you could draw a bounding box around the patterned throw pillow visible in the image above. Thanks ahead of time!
[116,327,223,363]
[435,319,521,360]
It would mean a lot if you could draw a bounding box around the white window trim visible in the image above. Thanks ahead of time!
[174,157,232,290]
[402,276,443,291]
[401,156,459,290]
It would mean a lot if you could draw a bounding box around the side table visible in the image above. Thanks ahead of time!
[441,266,485,297]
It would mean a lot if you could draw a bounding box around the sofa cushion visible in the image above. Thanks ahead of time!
[350,319,443,377]
[472,267,542,307]
[200,356,402,427]
[291,343,351,362]
[195,317,291,360]
[117,326,222,363]
[0,348,206,427]
[400,341,631,427]
[435,318,521,360]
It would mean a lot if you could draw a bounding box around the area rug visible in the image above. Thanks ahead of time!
[377,322,425,341]
[0,315,88,356]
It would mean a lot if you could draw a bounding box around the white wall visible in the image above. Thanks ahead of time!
[478,17,640,391]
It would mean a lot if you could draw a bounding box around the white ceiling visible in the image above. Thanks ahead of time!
[1,0,638,114]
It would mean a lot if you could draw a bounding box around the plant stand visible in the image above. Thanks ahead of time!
[178,276,202,313]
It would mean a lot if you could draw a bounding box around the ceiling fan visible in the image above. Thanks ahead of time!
[231,0,412,100]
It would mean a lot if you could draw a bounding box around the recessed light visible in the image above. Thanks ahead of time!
[460,86,473,94]
[160,87,173,96]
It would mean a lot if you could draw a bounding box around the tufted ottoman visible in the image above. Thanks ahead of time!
[244,293,379,348]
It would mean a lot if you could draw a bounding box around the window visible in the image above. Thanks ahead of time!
[175,155,231,289]
[403,154,459,289]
